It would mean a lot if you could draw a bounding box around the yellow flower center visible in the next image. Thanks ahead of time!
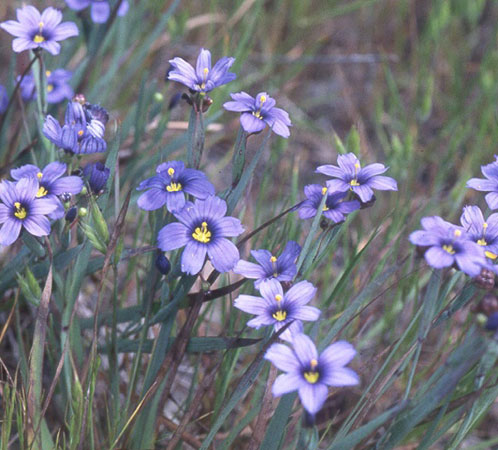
[443,244,455,255]
[47,84,54,93]
[350,179,360,187]
[167,167,175,176]
[34,34,45,43]
[303,359,319,384]
[253,95,267,120]
[14,202,27,220]
[192,221,211,243]
[166,182,182,192]
[478,238,487,246]
[272,310,287,321]
[36,186,48,198]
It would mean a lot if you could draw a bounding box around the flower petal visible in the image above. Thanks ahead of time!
[264,343,301,372]
[298,383,328,415]
[285,280,316,307]
[181,241,207,275]
[0,219,22,246]
[207,238,240,272]
[157,222,189,251]
[272,373,303,396]
[23,215,51,236]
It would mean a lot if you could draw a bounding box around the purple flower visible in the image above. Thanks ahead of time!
[82,162,110,194]
[19,69,73,104]
[409,216,486,277]
[11,162,83,220]
[0,178,59,246]
[223,92,292,138]
[466,157,498,210]
[65,0,129,23]
[157,196,244,275]
[264,334,359,415]
[298,184,360,223]
[43,101,107,154]
[234,279,320,342]
[0,85,8,114]
[460,205,498,259]
[316,153,398,203]
[137,161,215,213]
[0,6,78,55]
[233,241,301,288]
[168,48,236,94]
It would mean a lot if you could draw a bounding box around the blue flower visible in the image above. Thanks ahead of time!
[223,91,292,138]
[233,241,300,288]
[460,205,498,260]
[265,334,359,415]
[0,178,59,246]
[65,0,129,23]
[137,161,215,213]
[298,184,360,223]
[234,279,320,342]
[43,101,107,154]
[82,162,110,194]
[11,162,83,220]
[0,85,8,114]
[19,69,73,104]
[409,216,486,277]
[0,5,78,55]
[168,48,236,93]
[466,157,498,210]
[157,196,244,275]
[316,153,398,203]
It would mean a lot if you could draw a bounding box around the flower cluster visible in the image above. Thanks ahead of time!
[65,0,129,24]
[19,69,73,104]
[43,99,108,154]
[411,156,498,277]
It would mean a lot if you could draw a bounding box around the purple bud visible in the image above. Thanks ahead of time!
[155,251,171,275]
[82,162,110,194]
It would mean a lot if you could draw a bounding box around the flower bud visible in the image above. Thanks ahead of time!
[82,162,110,195]
[61,192,72,203]
[65,206,77,223]
[154,92,164,103]
[78,207,88,217]
[486,312,498,331]
[155,251,171,276]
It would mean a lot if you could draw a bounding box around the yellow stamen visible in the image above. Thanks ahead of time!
[443,244,455,255]
[38,21,44,29]
[270,256,277,263]
[272,310,287,321]
[485,251,497,260]
[14,202,27,220]
[37,172,43,179]
[45,70,51,77]
[321,187,327,195]
[454,229,461,237]
[275,294,282,302]
[166,182,182,192]
[78,130,84,137]
[47,84,54,93]
[34,35,44,43]
[483,222,488,229]
[304,371,319,384]
[167,168,175,176]
[310,359,318,368]
[350,179,360,187]
[36,186,48,198]
[192,221,211,243]
[478,238,487,246]
[203,67,209,77]
[260,95,267,104]
[323,205,329,211]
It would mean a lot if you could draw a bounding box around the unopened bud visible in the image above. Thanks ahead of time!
[65,206,77,223]
[78,207,88,217]
[155,251,171,276]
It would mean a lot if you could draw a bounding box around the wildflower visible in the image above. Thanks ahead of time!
[43,101,107,154]
[157,196,244,275]
[168,48,236,94]
[298,184,360,223]
[82,162,110,194]
[233,241,301,288]
[234,279,320,341]
[0,178,59,246]
[65,0,129,23]
[316,153,397,203]
[466,157,498,210]
[19,69,73,104]
[0,6,78,55]
[460,205,498,260]
[265,334,359,415]
[223,92,292,138]
[0,85,8,113]
[409,216,486,276]
[11,162,83,219]
[137,161,215,213]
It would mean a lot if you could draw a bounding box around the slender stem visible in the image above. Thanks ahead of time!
[0,53,40,135]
